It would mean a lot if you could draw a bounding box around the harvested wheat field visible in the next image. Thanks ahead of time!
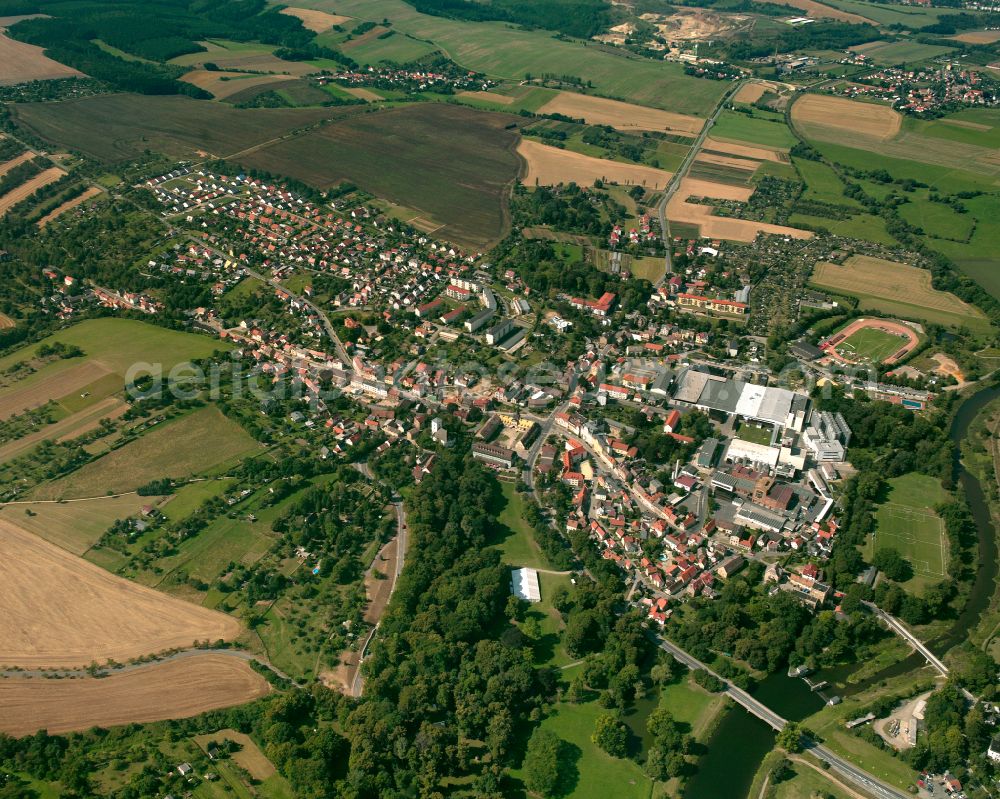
[703,136,785,162]
[459,89,514,105]
[0,151,35,178]
[733,83,770,104]
[668,177,812,242]
[0,166,65,216]
[538,92,703,135]
[519,139,672,188]
[812,256,985,318]
[0,519,242,668]
[279,6,351,32]
[951,30,1000,44]
[792,94,902,141]
[180,69,292,100]
[0,312,13,329]
[0,31,81,85]
[696,151,762,171]
[36,186,102,227]
[342,86,382,101]
[0,655,270,736]
[678,176,754,202]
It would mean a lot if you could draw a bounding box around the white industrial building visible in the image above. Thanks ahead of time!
[511,567,541,603]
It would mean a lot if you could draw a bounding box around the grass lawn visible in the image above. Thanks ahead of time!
[494,481,553,570]
[0,493,166,555]
[795,158,857,206]
[735,421,774,446]
[658,675,721,734]
[865,473,950,596]
[914,109,1000,150]
[0,319,231,416]
[520,571,575,668]
[32,405,260,500]
[789,210,897,245]
[774,757,855,799]
[801,668,928,794]
[710,111,796,149]
[0,318,229,377]
[628,255,666,283]
[509,698,652,799]
[899,196,974,242]
[160,478,231,521]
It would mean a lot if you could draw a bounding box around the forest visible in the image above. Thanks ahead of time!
[403,0,612,38]
[0,0,330,95]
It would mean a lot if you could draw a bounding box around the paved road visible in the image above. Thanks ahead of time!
[655,79,746,287]
[657,637,912,799]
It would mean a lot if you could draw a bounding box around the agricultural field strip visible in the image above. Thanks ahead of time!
[811,257,983,317]
[0,518,241,668]
[0,167,65,216]
[36,186,103,227]
[517,139,673,189]
[0,654,270,736]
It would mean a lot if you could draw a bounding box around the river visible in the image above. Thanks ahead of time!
[680,383,1000,799]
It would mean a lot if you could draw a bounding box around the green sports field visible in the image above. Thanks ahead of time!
[866,474,949,595]
[834,326,910,364]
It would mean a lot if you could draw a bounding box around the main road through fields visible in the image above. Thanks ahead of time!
[655,79,747,286]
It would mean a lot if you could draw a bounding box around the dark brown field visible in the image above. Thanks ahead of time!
[11,93,351,163]
[236,103,523,248]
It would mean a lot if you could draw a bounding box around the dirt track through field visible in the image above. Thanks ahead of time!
[792,94,902,141]
[538,92,703,135]
[0,166,65,216]
[0,519,242,668]
[518,139,672,188]
[0,654,269,736]
[36,186,102,227]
